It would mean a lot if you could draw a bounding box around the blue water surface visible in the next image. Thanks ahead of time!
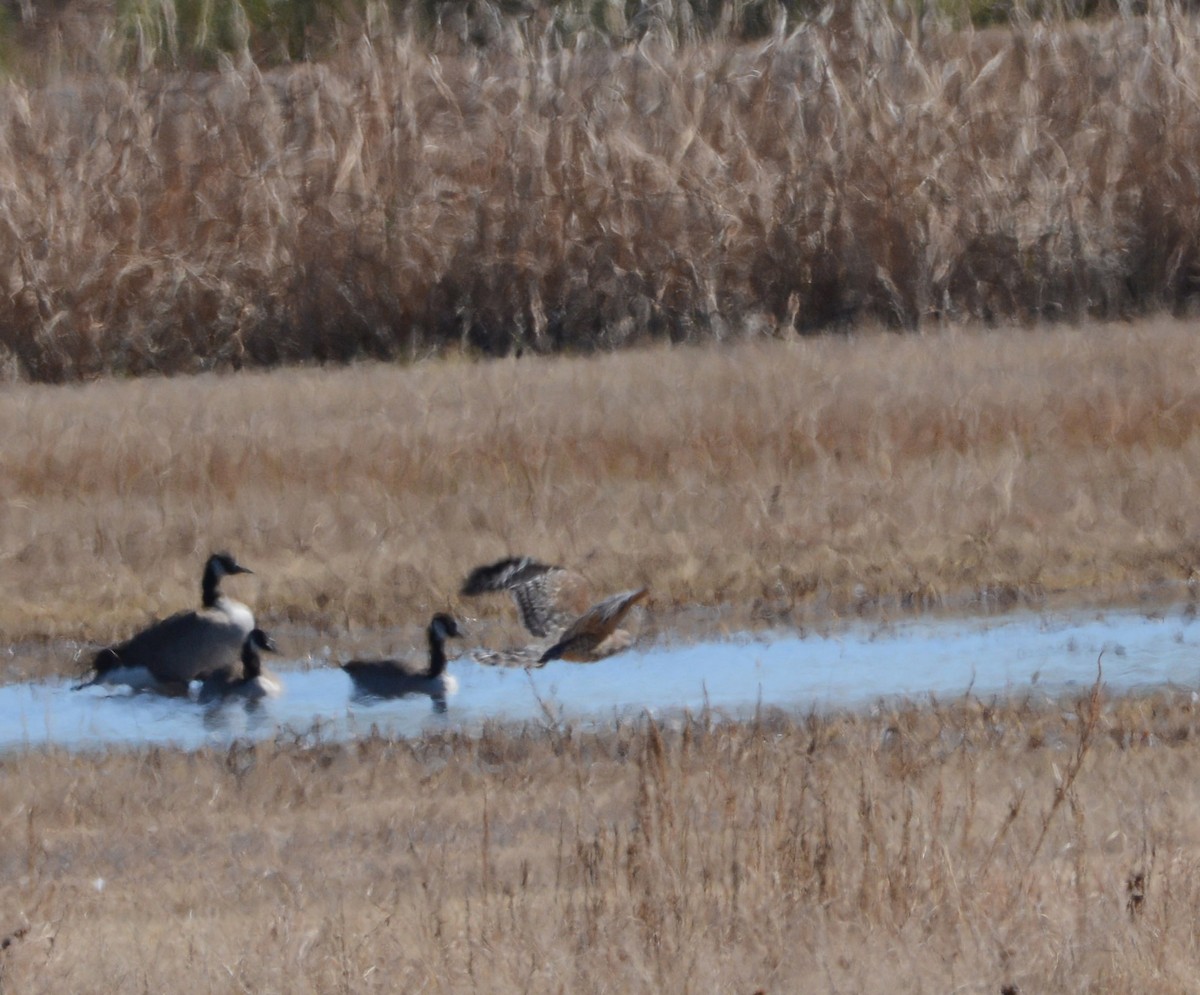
[2,605,1198,752]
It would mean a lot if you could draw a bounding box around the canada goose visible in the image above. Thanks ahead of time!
[461,556,647,665]
[341,613,463,710]
[197,628,282,704]
[75,551,256,694]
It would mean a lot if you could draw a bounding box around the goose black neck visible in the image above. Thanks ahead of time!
[241,647,262,680]
[201,560,223,609]
[426,625,448,678]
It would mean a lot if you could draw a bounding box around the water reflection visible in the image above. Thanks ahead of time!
[2,604,1200,753]
[200,694,276,737]
[348,686,454,714]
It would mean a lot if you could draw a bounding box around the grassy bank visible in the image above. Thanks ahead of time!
[0,5,1199,377]
[1,688,1198,992]
[3,319,1200,679]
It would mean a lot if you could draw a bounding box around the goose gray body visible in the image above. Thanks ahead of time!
[198,628,282,703]
[78,552,255,694]
[342,614,462,709]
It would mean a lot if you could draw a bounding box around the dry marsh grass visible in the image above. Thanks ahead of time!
[3,689,1200,992]
[3,318,1200,680]
[1,5,1200,377]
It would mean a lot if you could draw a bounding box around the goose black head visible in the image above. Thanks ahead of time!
[246,628,277,654]
[429,614,463,642]
[209,551,253,578]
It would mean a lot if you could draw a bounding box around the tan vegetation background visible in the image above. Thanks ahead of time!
[0,3,1198,378]
[3,318,1200,679]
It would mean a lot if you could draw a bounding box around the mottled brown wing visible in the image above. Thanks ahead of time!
[460,556,555,594]
[460,556,591,638]
[469,645,550,669]
[539,588,649,663]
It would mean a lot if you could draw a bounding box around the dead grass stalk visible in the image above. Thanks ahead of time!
[3,691,1200,991]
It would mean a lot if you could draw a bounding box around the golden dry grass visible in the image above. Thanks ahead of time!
[1,7,1200,377]
[3,317,1200,681]
[3,688,1200,992]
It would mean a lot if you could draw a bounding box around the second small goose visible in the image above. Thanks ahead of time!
[341,614,463,709]
[76,551,256,694]
[197,628,283,704]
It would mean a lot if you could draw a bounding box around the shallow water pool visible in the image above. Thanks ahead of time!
[2,604,1198,752]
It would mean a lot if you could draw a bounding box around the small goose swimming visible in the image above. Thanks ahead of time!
[341,614,463,710]
[197,628,282,704]
[75,551,256,694]
[461,556,647,666]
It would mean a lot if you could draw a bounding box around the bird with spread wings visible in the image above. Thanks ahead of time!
[460,556,648,667]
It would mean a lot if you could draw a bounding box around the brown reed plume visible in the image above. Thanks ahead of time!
[0,5,1195,380]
